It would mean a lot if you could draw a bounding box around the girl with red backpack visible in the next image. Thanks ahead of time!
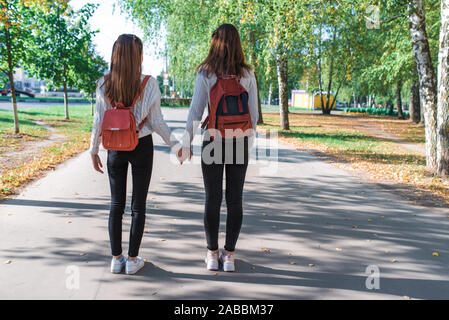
[178,24,259,272]
[89,34,175,275]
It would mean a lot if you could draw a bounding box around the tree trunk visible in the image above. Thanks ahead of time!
[436,0,449,177]
[63,81,69,120]
[63,63,69,120]
[389,103,394,115]
[249,31,263,125]
[255,74,263,124]
[268,83,272,106]
[276,53,289,130]
[324,27,337,115]
[91,92,94,116]
[5,27,19,134]
[329,83,342,113]
[318,22,325,113]
[409,0,438,172]
[396,80,405,119]
[410,80,421,123]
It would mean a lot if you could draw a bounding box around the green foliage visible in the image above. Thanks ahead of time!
[0,0,33,85]
[343,106,410,118]
[25,2,98,91]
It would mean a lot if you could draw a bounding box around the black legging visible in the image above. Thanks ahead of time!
[201,137,249,252]
[107,134,153,257]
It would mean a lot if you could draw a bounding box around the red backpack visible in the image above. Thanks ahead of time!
[202,75,253,139]
[101,75,151,151]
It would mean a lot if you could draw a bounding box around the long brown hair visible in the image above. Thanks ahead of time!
[104,34,143,106]
[198,24,251,77]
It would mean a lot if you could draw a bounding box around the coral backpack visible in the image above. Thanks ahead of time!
[201,75,253,139]
[101,75,151,151]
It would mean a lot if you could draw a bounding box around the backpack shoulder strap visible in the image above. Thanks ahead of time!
[135,75,152,131]
[131,75,151,108]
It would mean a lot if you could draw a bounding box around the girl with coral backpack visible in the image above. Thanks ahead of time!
[89,34,175,275]
[178,24,259,272]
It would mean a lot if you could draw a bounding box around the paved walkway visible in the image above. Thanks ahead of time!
[1,109,448,299]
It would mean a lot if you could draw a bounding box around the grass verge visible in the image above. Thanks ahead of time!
[0,105,93,199]
[260,113,449,205]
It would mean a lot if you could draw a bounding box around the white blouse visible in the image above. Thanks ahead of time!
[89,75,174,155]
[182,69,259,148]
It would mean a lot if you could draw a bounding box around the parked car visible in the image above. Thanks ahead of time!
[0,88,35,98]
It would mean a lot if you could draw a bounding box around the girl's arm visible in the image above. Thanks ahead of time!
[182,72,208,148]
[89,78,106,155]
[145,78,175,147]
[248,70,259,131]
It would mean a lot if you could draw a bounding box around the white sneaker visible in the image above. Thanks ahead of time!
[125,256,145,275]
[205,250,219,271]
[220,250,235,272]
[110,255,126,274]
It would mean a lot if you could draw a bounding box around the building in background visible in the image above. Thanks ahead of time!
[13,69,46,94]
[3,69,82,98]
[291,90,336,110]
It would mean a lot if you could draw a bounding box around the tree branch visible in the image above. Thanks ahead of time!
[364,14,407,25]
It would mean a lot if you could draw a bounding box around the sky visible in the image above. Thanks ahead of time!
[70,0,165,77]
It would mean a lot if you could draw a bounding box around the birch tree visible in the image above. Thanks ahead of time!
[437,0,449,177]
[409,0,438,171]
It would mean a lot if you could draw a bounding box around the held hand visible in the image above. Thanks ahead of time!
[177,147,192,165]
[91,153,104,174]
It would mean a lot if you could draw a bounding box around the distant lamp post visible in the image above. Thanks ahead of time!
[163,72,169,98]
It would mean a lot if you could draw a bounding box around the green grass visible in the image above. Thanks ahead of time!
[0,109,49,151]
[0,104,94,199]
[260,113,449,204]
[261,114,422,165]
[0,102,187,153]
[0,96,89,102]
